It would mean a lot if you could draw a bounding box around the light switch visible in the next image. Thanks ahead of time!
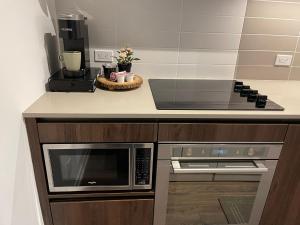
[275,54,293,67]
[94,49,114,62]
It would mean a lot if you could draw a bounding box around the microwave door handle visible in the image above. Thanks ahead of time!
[172,160,268,174]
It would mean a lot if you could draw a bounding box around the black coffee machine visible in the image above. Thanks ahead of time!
[48,14,98,92]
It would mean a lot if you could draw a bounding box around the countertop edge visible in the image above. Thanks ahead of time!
[22,112,300,120]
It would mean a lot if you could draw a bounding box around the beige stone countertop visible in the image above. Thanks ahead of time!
[23,79,300,120]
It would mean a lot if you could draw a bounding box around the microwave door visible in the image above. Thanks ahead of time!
[43,144,133,192]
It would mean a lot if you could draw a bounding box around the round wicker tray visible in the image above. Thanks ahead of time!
[97,75,143,91]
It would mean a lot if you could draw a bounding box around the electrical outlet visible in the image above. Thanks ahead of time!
[94,49,114,62]
[275,54,293,67]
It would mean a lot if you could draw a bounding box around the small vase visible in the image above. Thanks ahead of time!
[118,63,132,73]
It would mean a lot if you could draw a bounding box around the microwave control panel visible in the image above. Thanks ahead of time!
[135,148,152,186]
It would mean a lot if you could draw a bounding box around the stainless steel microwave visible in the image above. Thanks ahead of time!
[43,143,154,192]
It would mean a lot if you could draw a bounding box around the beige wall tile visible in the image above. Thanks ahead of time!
[116,29,179,49]
[246,1,300,20]
[178,65,235,79]
[292,53,300,66]
[130,63,178,79]
[239,1,300,80]
[237,51,280,65]
[235,66,290,80]
[243,18,300,36]
[56,0,300,80]
[239,35,297,51]
[182,0,247,16]
[181,15,244,33]
[132,49,178,64]
[115,0,181,32]
[290,67,300,80]
[55,0,249,79]
[181,33,241,50]
[179,50,238,65]
[296,41,300,52]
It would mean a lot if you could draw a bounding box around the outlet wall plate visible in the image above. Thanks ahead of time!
[94,49,114,62]
[275,54,293,67]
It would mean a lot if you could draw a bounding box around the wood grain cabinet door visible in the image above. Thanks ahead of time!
[51,199,154,225]
[259,125,300,225]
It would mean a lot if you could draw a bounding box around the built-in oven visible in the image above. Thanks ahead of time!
[154,143,282,225]
[43,143,154,192]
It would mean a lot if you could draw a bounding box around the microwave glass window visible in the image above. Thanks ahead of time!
[48,148,129,187]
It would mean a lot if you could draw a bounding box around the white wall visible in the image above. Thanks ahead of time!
[0,0,57,225]
[55,0,247,79]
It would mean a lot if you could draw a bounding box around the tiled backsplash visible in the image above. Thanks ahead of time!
[55,0,300,80]
[235,0,300,80]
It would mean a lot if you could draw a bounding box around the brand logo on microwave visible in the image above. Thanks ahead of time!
[61,28,73,32]
[88,181,97,185]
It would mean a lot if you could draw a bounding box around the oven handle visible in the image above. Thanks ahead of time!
[171,160,268,174]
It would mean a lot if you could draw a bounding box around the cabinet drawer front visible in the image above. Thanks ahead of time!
[51,199,154,225]
[38,123,157,143]
[158,123,288,142]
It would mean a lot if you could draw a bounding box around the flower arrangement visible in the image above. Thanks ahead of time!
[115,47,140,65]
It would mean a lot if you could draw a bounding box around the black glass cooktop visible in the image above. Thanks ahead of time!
[149,79,284,111]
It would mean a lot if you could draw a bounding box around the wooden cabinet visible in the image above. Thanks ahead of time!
[51,199,154,225]
[38,122,158,143]
[25,118,300,225]
[260,125,300,225]
[158,123,288,142]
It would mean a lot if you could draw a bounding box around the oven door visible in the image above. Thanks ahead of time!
[166,159,277,225]
[43,144,132,192]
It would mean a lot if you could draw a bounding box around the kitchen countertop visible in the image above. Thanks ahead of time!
[23,79,300,120]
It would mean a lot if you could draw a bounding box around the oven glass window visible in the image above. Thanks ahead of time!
[167,160,266,225]
[48,148,129,187]
[167,180,259,225]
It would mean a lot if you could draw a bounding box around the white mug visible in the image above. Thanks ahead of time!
[59,51,81,71]
[115,71,127,83]
[126,73,134,82]
[117,74,125,83]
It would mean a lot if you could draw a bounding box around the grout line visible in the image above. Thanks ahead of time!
[288,33,300,80]
[133,63,238,66]
[176,0,184,79]
[242,34,299,38]
[234,0,248,80]
[239,49,294,53]
[251,0,300,5]
[237,65,292,67]
[180,32,242,35]
[91,47,296,54]
[180,32,300,38]
[244,16,300,21]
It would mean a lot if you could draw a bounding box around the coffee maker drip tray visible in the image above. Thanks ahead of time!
[48,68,99,92]
[62,68,87,78]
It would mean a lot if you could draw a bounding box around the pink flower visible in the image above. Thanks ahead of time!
[119,52,127,58]
[126,48,133,53]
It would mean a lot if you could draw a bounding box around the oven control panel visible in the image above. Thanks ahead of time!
[135,148,152,186]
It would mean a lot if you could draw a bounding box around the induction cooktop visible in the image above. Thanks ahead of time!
[149,79,284,111]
